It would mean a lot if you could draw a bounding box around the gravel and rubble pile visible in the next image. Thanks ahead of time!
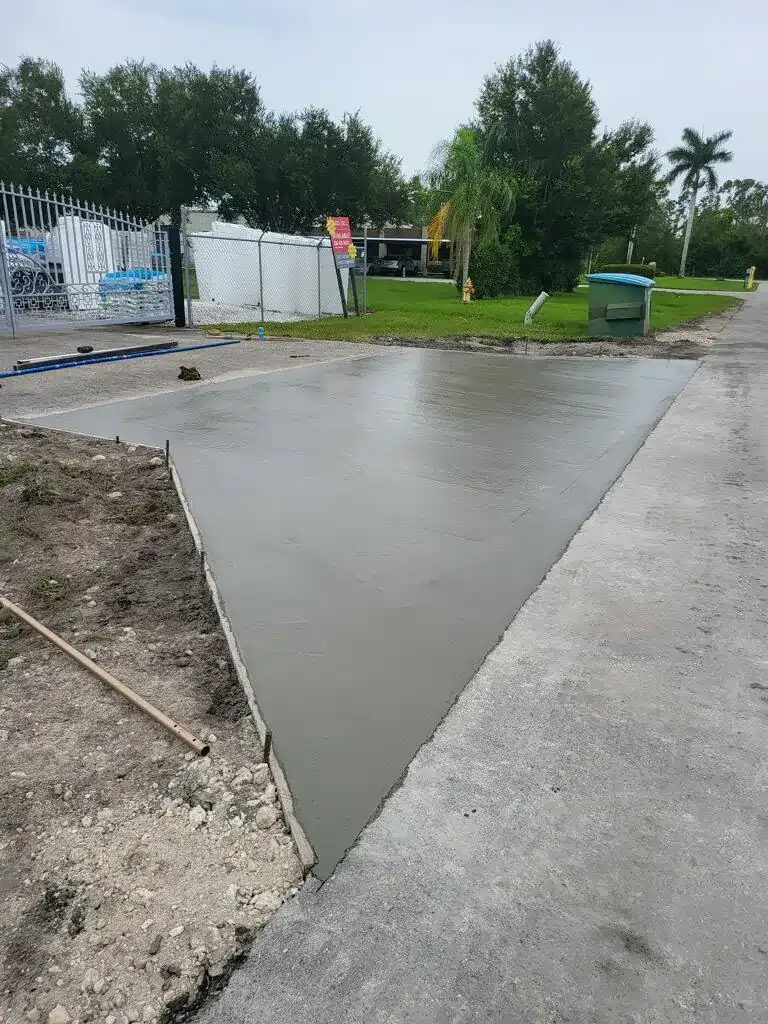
[3,722,304,1024]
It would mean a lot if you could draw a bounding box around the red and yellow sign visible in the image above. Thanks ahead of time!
[326,216,356,269]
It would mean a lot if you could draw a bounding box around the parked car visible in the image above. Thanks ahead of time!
[354,254,375,275]
[373,255,422,277]
[426,259,453,279]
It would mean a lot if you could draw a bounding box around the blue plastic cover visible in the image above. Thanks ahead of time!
[99,268,168,292]
[587,272,654,288]
[7,237,46,256]
[102,269,167,281]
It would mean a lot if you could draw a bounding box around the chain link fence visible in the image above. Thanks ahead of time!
[181,214,349,329]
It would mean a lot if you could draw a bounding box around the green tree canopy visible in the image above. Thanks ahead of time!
[718,179,768,229]
[0,57,410,231]
[476,40,659,291]
[0,58,83,193]
[215,108,410,234]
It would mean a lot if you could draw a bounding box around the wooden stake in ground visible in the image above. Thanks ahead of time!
[0,595,210,756]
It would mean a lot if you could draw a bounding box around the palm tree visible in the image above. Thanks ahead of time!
[427,127,515,290]
[666,128,733,277]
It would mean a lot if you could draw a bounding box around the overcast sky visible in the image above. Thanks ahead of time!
[5,0,766,184]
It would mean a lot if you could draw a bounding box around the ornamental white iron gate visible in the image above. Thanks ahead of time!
[0,182,173,336]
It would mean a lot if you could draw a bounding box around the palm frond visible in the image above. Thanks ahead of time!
[681,127,704,150]
[665,146,693,166]
[425,137,451,187]
[709,128,733,148]
[427,202,450,259]
[710,146,733,164]
[663,164,696,187]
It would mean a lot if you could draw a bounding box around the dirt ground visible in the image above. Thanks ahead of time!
[0,423,304,1024]
[368,319,733,360]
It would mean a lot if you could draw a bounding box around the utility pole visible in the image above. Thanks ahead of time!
[626,225,637,264]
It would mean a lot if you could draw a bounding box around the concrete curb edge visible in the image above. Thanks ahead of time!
[169,457,316,875]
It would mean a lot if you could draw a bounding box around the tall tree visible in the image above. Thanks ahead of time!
[79,61,266,220]
[475,42,661,291]
[0,58,82,192]
[665,128,733,277]
[597,119,660,253]
[217,108,409,233]
[477,41,605,291]
[426,126,515,288]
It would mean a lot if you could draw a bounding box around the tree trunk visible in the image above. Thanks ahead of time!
[461,226,471,286]
[679,184,698,278]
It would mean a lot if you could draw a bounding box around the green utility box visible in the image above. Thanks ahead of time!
[586,272,654,338]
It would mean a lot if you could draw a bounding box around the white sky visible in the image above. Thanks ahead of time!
[4,0,766,184]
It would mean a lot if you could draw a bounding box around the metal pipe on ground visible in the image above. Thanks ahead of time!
[524,291,550,325]
[15,340,180,370]
[0,338,240,380]
[0,595,210,756]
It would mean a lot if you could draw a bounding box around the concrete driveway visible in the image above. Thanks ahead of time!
[25,351,694,879]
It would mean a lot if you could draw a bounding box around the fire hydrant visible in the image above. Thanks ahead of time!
[462,277,475,304]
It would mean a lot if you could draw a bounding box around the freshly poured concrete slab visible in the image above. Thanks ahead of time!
[32,350,696,876]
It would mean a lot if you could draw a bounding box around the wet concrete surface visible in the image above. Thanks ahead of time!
[31,350,696,876]
[0,330,385,421]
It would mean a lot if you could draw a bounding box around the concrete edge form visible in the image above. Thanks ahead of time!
[168,457,316,875]
[0,415,316,876]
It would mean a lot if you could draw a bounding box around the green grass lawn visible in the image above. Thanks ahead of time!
[654,275,757,292]
[215,278,741,342]
[183,265,199,299]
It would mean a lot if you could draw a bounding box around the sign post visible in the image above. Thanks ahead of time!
[362,223,368,313]
[325,216,359,317]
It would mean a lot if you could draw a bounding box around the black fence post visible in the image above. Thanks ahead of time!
[164,225,186,328]
[349,268,360,316]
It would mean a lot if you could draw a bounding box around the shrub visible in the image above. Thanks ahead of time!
[470,241,521,298]
[594,263,656,278]
[517,259,581,295]
[468,226,588,297]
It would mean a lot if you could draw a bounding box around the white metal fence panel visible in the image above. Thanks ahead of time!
[0,221,15,334]
[0,182,173,336]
